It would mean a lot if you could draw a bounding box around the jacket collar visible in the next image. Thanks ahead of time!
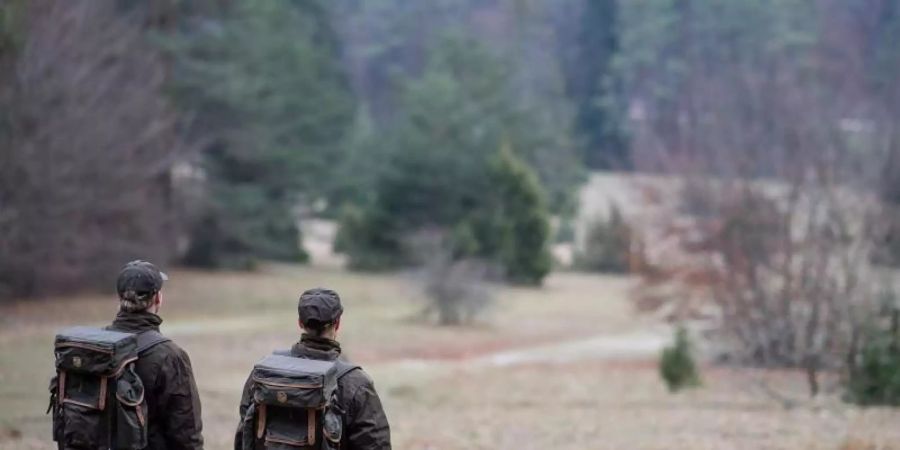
[291,333,341,361]
[109,309,163,333]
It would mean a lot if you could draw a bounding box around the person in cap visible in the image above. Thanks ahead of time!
[234,288,391,450]
[109,260,204,449]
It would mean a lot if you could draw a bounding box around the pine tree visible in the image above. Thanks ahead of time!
[167,0,355,268]
[338,35,553,284]
[562,0,628,169]
[660,327,702,392]
[485,143,552,285]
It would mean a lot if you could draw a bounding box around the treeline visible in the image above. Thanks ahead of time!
[0,0,598,299]
[2,0,899,300]
[163,0,589,284]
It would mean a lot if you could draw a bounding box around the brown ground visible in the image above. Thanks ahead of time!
[1,265,898,449]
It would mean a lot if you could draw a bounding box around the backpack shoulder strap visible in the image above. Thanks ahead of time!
[136,330,171,355]
[331,360,362,414]
[334,360,361,380]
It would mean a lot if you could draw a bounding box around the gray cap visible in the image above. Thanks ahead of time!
[297,288,343,327]
[117,260,167,312]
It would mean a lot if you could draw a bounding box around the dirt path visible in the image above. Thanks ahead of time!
[361,327,670,385]
[471,328,668,367]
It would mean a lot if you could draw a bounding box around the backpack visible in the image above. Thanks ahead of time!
[48,326,170,449]
[240,353,359,450]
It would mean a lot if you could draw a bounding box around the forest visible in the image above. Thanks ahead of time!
[3,0,897,298]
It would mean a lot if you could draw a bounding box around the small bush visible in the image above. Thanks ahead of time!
[423,257,495,325]
[659,327,702,392]
[411,231,495,326]
[574,204,633,273]
[845,313,900,406]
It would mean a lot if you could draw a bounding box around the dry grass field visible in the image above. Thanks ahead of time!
[2,262,899,450]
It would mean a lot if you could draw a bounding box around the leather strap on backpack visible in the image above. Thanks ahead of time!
[307,409,316,446]
[256,404,267,439]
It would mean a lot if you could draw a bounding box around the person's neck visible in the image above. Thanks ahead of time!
[119,307,158,316]
[299,333,340,351]
[111,308,163,332]
[301,327,336,340]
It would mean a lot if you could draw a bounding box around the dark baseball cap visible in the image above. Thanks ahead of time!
[297,288,343,326]
[117,260,168,300]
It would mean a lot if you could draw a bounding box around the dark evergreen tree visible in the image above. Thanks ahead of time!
[561,0,628,169]
[167,0,355,268]
[484,143,552,285]
[337,35,553,284]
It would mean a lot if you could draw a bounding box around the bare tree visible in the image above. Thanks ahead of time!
[624,1,897,395]
[0,0,187,299]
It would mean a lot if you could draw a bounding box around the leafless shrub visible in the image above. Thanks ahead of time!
[573,203,640,274]
[407,230,496,326]
[635,174,887,396]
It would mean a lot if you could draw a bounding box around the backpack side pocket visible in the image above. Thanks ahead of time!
[115,365,148,449]
[321,406,342,450]
[238,403,256,450]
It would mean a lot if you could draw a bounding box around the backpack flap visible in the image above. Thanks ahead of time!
[249,355,341,449]
[55,327,138,375]
[251,355,339,409]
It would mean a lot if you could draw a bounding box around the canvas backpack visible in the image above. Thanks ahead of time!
[239,353,360,450]
[48,326,169,449]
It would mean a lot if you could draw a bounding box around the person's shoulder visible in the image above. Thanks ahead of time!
[338,364,375,391]
[141,336,190,364]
